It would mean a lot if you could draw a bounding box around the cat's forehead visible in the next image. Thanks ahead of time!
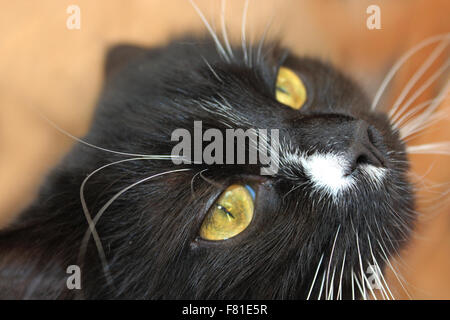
[108,39,363,104]
[106,41,373,132]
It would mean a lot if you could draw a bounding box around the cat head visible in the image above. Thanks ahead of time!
[57,36,414,299]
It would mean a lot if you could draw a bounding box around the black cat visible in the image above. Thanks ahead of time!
[0,36,414,299]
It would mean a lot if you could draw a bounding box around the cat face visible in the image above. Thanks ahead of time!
[65,38,414,299]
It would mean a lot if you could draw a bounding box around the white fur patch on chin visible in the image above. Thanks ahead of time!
[299,153,386,196]
[300,154,354,196]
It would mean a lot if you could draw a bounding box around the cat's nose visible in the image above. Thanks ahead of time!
[344,120,385,175]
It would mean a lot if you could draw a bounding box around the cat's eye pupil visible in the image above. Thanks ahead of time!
[216,204,235,219]
[276,85,289,94]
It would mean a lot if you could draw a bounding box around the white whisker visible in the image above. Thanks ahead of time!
[352,269,366,300]
[355,232,367,299]
[394,98,439,129]
[327,266,337,300]
[326,225,341,298]
[241,0,250,65]
[78,167,191,288]
[390,59,449,122]
[371,33,450,111]
[306,253,324,300]
[189,0,230,62]
[36,109,181,158]
[317,272,326,300]
[399,81,449,139]
[257,16,274,65]
[389,39,448,119]
[377,239,413,299]
[202,56,223,82]
[282,183,304,200]
[367,235,394,300]
[407,141,450,155]
[351,267,355,300]
[337,250,346,300]
[191,168,209,197]
[78,157,155,288]
[220,0,234,59]
[402,110,448,140]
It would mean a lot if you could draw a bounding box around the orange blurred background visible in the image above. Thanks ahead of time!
[0,0,448,299]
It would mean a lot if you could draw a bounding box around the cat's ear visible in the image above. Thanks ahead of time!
[104,44,148,78]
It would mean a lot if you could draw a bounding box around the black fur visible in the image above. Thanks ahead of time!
[0,36,415,299]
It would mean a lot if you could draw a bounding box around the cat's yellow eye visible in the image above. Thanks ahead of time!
[275,67,307,110]
[199,185,255,241]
